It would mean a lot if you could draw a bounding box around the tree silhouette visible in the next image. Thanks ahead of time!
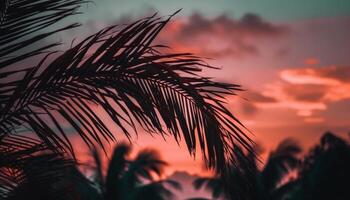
[90,143,181,200]
[288,132,350,200]
[0,0,252,181]
[194,139,301,200]
[0,134,99,200]
[1,141,179,200]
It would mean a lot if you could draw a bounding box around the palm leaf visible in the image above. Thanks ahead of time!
[0,0,84,131]
[0,0,83,62]
[130,149,167,181]
[261,138,301,193]
[104,143,131,200]
[1,4,252,173]
[0,134,96,200]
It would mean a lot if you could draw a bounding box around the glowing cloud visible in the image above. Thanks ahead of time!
[257,65,350,119]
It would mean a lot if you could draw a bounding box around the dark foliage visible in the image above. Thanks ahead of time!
[0,0,83,66]
[90,143,180,200]
[0,0,252,199]
[289,132,350,200]
[194,139,301,200]
[0,134,97,200]
[0,0,252,179]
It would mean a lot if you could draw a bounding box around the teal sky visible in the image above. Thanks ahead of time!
[80,0,350,22]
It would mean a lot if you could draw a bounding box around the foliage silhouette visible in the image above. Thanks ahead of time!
[89,143,181,200]
[288,132,350,200]
[1,141,178,200]
[194,139,301,200]
[0,0,252,179]
[0,134,98,200]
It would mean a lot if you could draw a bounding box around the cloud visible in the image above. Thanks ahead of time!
[280,66,350,85]
[178,13,286,38]
[226,91,278,117]
[245,91,278,103]
[56,11,288,60]
[158,12,288,58]
[280,66,350,102]
[304,57,320,66]
[168,171,212,199]
[240,101,259,116]
[258,65,350,118]
[304,117,325,124]
[282,84,327,102]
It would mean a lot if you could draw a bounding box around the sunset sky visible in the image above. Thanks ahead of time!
[55,0,350,176]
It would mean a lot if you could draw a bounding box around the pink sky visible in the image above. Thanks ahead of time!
[68,13,350,177]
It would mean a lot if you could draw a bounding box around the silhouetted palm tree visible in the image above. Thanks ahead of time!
[0,0,252,181]
[1,141,179,200]
[288,132,350,200]
[90,143,181,200]
[0,134,99,200]
[194,139,301,200]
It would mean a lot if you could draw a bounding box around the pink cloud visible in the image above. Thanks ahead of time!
[256,65,350,118]
[304,57,320,66]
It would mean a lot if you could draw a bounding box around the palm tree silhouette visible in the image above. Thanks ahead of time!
[288,132,350,200]
[193,139,301,200]
[1,141,179,200]
[90,143,181,200]
[0,1,252,183]
[0,134,99,200]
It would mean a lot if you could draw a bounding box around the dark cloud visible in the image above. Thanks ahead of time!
[239,13,286,35]
[234,91,278,117]
[57,11,288,59]
[317,66,350,83]
[283,84,327,102]
[178,13,287,39]
[245,91,278,103]
[158,12,289,58]
[275,47,290,57]
[241,101,259,116]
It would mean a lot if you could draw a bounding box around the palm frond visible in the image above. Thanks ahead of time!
[1,8,252,173]
[116,146,168,199]
[91,147,104,190]
[104,143,130,200]
[0,134,45,198]
[270,179,299,200]
[0,0,84,135]
[0,0,83,63]
[131,149,167,181]
[100,143,172,200]
[261,138,301,193]
[193,177,214,190]
[0,134,95,200]
[296,132,350,200]
[194,145,259,200]
[0,13,251,171]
